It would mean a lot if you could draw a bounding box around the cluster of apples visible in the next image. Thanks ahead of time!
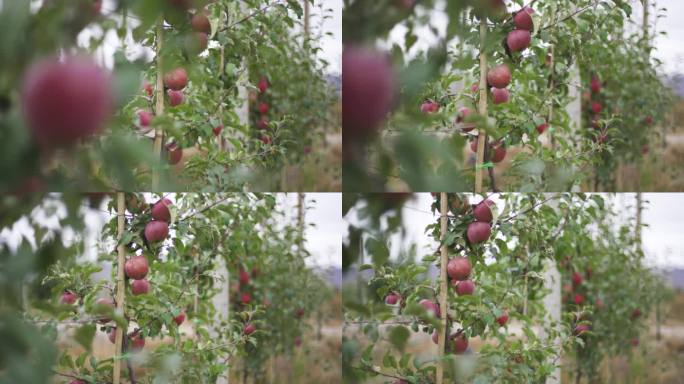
[237,267,258,336]
[254,76,272,145]
[583,74,609,144]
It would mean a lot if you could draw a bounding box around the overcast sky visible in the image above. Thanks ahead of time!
[0,193,342,269]
[386,0,683,76]
[76,0,341,74]
[346,193,684,270]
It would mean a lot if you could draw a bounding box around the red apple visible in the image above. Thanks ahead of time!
[473,199,494,222]
[163,68,188,91]
[213,125,223,136]
[385,293,400,305]
[239,269,250,286]
[173,311,186,326]
[447,256,471,281]
[452,334,468,354]
[22,56,112,148]
[258,102,269,114]
[574,324,590,336]
[419,299,440,318]
[124,256,149,280]
[61,291,78,305]
[257,117,269,130]
[244,323,256,335]
[491,87,510,104]
[454,279,475,296]
[645,116,653,125]
[145,220,169,243]
[191,12,211,34]
[496,310,509,326]
[491,142,506,163]
[471,83,479,93]
[343,46,396,139]
[420,101,440,114]
[432,330,439,344]
[467,221,491,244]
[631,308,642,319]
[241,292,251,305]
[258,76,269,93]
[295,308,305,318]
[143,81,153,97]
[513,7,534,31]
[590,75,601,93]
[591,102,602,114]
[259,134,272,145]
[456,107,474,132]
[573,294,585,305]
[108,327,117,344]
[131,279,150,295]
[167,89,184,107]
[536,122,548,134]
[507,29,531,52]
[572,272,582,286]
[486,64,511,88]
[130,333,145,350]
[151,199,172,222]
[138,110,152,127]
[167,142,183,165]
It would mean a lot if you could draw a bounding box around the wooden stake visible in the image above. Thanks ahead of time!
[304,0,310,38]
[113,192,127,384]
[436,193,448,384]
[218,44,225,152]
[635,192,642,250]
[153,21,164,190]
[475,19,488,194]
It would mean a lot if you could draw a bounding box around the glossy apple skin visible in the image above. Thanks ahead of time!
[507,29,531,52]
[447,257,471,281]
[125,256,149,280]
[145,220,169,243]
[131,279,150,295]
[61,291,78,305]
[385,293,400,305]
[151,199,172,222]
[467,221,491,244]
[163,68,188,91]
[452,335,468,354]
[244,323,256,335]
[487,64,511,88]
[473,199,494,222]
[513,7,534,31]
[496,310,509,326]
[418,299,440,318]
[491,87,510,104]
[167,89,184,107]
[454,279,475,296]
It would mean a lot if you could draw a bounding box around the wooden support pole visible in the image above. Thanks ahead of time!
[153,21,164,190]
[113,192,127,384]
[304,0,310,38]
[218,44,225,152]
[636,192,642,250]
[475,19,488,194]
[297,193,305,247]
[436,193,448,384]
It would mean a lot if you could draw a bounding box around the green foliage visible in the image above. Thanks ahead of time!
[342,193,667,383]
[343,0,674,192]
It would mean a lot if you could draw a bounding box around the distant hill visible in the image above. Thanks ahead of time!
[325,73,341,97]
[668,268,684,290]
[315,265,342,289]
[665,73,684,98]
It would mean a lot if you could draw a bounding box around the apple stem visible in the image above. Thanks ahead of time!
[435,193,449,384]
